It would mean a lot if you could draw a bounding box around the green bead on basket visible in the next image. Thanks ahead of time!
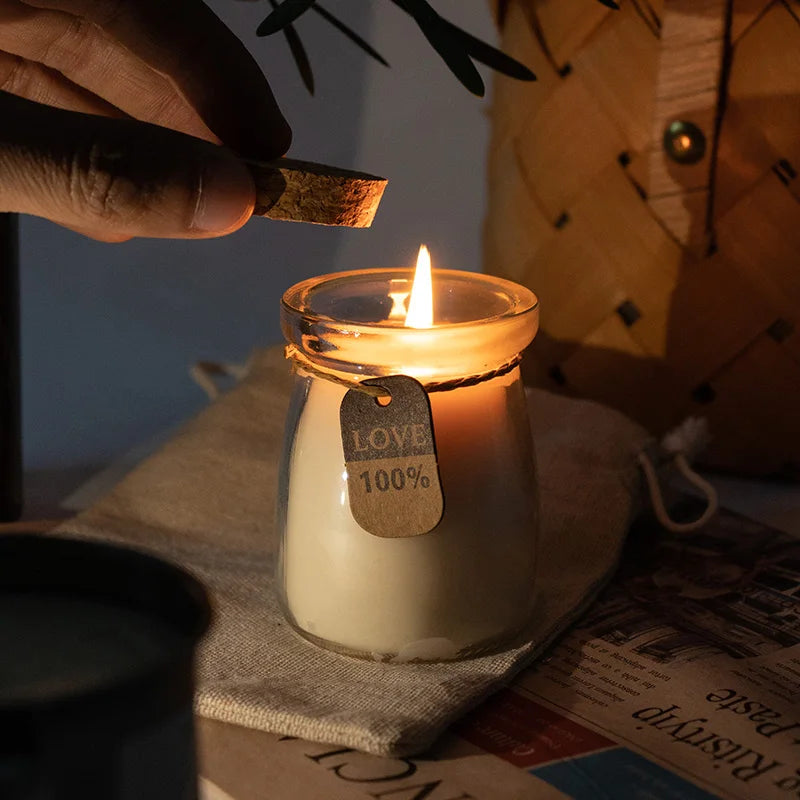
[662,120,707,165]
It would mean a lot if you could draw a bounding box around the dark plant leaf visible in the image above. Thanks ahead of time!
[440,19,534,81]
[390,0,484,96]
[266,0,314,93]
[312,4,389,67]
[257,0,316,37]
[284,23,315,93]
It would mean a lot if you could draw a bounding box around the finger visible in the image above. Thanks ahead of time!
[0,49,121,115]
[0,0,219,143]
[21,0,292,159]
[0,91,255,239]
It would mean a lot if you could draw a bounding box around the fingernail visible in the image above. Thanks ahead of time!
[192,155,254,233]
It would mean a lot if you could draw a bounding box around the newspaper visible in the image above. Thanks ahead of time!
[199,503,800,799]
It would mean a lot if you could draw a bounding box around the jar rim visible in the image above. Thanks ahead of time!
[281,268,538,330]
[280,268,539,380]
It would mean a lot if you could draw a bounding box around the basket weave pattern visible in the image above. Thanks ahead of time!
[485,0,800,477]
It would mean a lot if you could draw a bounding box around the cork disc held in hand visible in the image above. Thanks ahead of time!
[246,157,387,228]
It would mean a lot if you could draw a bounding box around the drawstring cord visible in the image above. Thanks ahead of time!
[190,360,250,401]
[638,417,719,534]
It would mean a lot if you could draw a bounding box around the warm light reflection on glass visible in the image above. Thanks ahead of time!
[405,245,434,329]
[387,278,409,321]
[388,291,409,320]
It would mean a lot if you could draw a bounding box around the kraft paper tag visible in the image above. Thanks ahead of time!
[340,376,444,538]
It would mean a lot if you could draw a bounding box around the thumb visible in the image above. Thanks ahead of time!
[0,92,255,241]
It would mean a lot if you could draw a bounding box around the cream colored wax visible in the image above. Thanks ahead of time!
[280,367,538,660]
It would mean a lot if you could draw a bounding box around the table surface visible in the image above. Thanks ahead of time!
[5,465,800,800]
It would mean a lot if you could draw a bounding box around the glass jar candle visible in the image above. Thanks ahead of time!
[276,266,539,661]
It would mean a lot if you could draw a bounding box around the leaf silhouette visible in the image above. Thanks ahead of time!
[257,0,317,37]
[390,0,484,96]
[440,19,534,81]
[264,0,314,93]
[252,0,564,95]
[312,5,389,67]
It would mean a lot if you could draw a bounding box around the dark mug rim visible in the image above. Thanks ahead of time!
[0,534,211,720]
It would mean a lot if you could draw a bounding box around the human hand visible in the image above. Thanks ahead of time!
[0,0,291,241]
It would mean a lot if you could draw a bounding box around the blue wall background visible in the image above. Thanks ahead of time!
[20,0,495,470]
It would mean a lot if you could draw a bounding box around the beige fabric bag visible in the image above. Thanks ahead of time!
[57,346,650,756]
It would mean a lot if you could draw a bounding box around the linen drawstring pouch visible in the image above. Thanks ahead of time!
[54,346,704,756]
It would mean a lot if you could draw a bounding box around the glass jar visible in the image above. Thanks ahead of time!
[276,268,539,661]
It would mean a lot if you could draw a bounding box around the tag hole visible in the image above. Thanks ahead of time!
[376,394,392,407]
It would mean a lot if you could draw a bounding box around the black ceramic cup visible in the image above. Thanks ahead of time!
[0,535,211,800]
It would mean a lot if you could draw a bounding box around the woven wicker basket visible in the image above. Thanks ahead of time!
[485,0,800,478]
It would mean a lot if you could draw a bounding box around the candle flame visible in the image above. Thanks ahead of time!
[405,245,433,328]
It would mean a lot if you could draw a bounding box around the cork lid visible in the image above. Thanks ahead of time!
[246,158,387,228]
